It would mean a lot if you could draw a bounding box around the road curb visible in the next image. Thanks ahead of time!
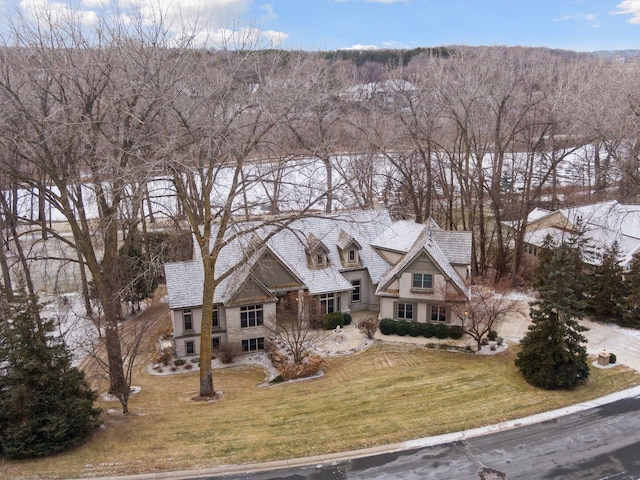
[87,385,640,480]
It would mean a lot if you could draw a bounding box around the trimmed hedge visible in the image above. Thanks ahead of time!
[322,312,344,330]
[378,319,464,340]
[379,318,395,335]
[342,313,352,325]
[609,353,617,364]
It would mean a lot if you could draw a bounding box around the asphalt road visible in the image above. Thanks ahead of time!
[199,395,640,480]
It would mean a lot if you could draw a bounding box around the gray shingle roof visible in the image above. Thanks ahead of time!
[164,210,394,309]
[375,227,470,299]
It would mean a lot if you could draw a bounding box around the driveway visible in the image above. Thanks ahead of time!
[500,299,640,372]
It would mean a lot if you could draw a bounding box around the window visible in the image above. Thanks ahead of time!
[320,293,335,314]
[212,337,220,349]
[185,340,195,355]
[412,273,433,290]
[348,249,358,263]
[396,302,414,321]
[240,305,264,328]
[212,306,219,328]
[351,280,361,303]
[183,309,193,331]
[242,337,265,352]
[316,253,326,266]
[430,305,447,323]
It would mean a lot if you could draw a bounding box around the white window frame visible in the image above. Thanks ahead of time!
[240,305,264,328]
[412,273,434,290]
[242,337,265,352]
[183,309,193,331]
[185,340,195,355]
[430,305,447,323]
[320,293,336,314]
[396,302,415,321]
[351,279,361,303]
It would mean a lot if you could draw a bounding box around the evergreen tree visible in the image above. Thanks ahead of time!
[0,288,101,459]
[516,236,590,390]
[588,241,628,322]
[622,254,640,328]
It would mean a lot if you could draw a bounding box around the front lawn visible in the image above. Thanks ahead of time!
[3,343,639,479]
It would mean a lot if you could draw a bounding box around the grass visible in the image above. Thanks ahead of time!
[2,342,639,479]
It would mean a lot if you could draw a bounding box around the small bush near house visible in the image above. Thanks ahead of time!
[184,363,194,370]
[379,318,395,335]
[218,343,241,364]
[322,312,345,330]
[342,313,352,325]
[448,325,464,339]
[609,353,617,364]
[408,321,423,337]
[357,317,379,339]
[174,359,186,367]
[487,330,498,341]
[191,357,200,364]
[422,322,436,338]
[395,321,409,336]
[434,323,449,339]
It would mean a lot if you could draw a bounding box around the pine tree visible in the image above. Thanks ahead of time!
[622,254,640,328]
[0,288,101,459]
[516,237,590,390]
[588,241,628,323]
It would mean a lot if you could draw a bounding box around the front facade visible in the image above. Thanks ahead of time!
[164,210,472,358]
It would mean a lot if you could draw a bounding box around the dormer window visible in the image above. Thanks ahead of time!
[348,248,358,264]
[316,253,326,266]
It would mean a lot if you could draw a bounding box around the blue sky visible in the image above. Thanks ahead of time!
[4,0,640,52]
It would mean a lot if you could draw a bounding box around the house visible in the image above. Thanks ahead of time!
[164,210,472,358]
[521,200,640,270]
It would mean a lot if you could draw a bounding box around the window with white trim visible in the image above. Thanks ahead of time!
[396,302,414,321]
[185,340,195,355]
[320,293,335,314]
[430,305,447,323]
[183,309,193,331]
[347,248,358,264]
[242,337,265,352]
[240,305,263,328]
[316,253,326,267]
[412,273,433,290]
[212,306,219,328]
[351,280,361,303]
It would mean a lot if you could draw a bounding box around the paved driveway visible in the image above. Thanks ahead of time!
[500,303,640,372]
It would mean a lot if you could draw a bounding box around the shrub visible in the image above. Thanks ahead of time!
[174,359,186,367]
[342,312,352,326]
[448,325,464,339]
[422,322,435,338]
[609,353,617,364]
[156,350,171,366]
[379,318,395,335]
[191,357,200,364]
[434,323,449,339]
[356,317,379,339]
[395,321,409,336]
[408,321,423,337]
[278,356,327,381]
[322,312,344,330]
[487,330,498,341]
[218,343,241,364]
[184,363,194,370]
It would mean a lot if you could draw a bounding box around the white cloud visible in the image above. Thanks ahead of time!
[19,0,287,50]
[344,44,379,50]
[612,0,640,24]
[553,12,600,27]
[259,3,277,21]
[20,0,99,25]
